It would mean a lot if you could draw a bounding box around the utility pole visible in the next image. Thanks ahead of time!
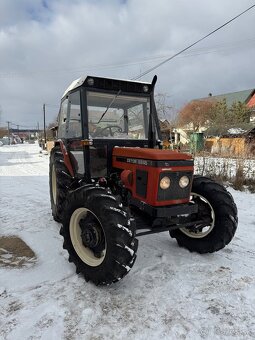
[43,103,46,149]
[37,122,39,140]
[7,121,10,145]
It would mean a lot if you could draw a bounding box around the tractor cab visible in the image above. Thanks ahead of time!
[57,75,160,179]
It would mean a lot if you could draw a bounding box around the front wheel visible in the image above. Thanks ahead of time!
[170,176,238,253]
[60,187,138,285]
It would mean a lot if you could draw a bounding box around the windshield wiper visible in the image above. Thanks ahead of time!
[97,89,121,124]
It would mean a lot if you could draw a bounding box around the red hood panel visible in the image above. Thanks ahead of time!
[112,147,193,161]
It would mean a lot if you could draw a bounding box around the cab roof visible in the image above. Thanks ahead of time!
[62,75,151,99]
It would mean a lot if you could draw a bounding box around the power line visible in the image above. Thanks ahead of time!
[133,3,255,80]
[0,35,255,80]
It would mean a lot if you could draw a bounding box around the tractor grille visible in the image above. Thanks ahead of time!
[157,171,192,201]
[136,169,148,198]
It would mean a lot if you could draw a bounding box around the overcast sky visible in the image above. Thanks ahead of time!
[0,0,255,129]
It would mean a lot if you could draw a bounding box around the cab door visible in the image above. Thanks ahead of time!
[65,90,85,176]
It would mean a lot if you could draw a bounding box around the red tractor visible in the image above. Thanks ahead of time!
[49,75,237,285]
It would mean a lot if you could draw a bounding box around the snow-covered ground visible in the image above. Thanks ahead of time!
[0,144,255,340]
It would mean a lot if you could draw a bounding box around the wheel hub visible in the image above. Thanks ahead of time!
[80,222,100,248]
[79,217,105,256]
[180,192,215,238]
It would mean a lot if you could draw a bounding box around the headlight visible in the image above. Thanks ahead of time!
[160,176,171,190]
[179,176,189,188]
[143,85,149,92]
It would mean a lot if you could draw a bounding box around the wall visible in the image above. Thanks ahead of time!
[46,141,55,153]
[205,137,246,156]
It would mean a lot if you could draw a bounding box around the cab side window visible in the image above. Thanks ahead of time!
[58,99,68,138]
[66,91,82,138]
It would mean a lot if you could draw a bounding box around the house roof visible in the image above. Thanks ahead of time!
[159,119,172,131]
[198,89,255,107]
[204,123,254,138]
[247,93,255,108]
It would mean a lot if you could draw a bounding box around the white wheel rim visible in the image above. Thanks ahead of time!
[180,192,215,239]
[69,207,106,267]
[52,165,57,205]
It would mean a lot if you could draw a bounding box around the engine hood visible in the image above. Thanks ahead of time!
[112,147,193,161]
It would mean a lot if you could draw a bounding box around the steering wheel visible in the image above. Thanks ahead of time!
[93,125,123,137]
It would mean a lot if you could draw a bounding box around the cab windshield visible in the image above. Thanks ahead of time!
[87,91,150,139]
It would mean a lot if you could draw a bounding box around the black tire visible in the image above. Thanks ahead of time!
[49,146,73,222]
[170,176,238,253]
[60,186,138,285]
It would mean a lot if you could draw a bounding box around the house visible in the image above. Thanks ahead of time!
[159,119,172,140]
[159,119,183,148]
[175,88,255,151]
[199,88,255,123]
[198,89,255,155]
[247,91,255,122]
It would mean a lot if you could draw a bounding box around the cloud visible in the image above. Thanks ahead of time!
[0,0,254,126]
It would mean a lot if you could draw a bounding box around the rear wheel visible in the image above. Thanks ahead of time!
[49,146,72,222]
[170,176,238,253]
[60,186,138,285]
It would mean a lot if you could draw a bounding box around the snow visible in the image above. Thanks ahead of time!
[227,128,247,135]
[116,224,133,237]
[0,143,255,339]
[195,156,255,179]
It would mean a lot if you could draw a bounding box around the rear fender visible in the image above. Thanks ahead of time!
[55,140,75,178]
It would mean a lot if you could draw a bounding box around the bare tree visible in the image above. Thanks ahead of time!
[155,93,175,121]
[177,100,216,131]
